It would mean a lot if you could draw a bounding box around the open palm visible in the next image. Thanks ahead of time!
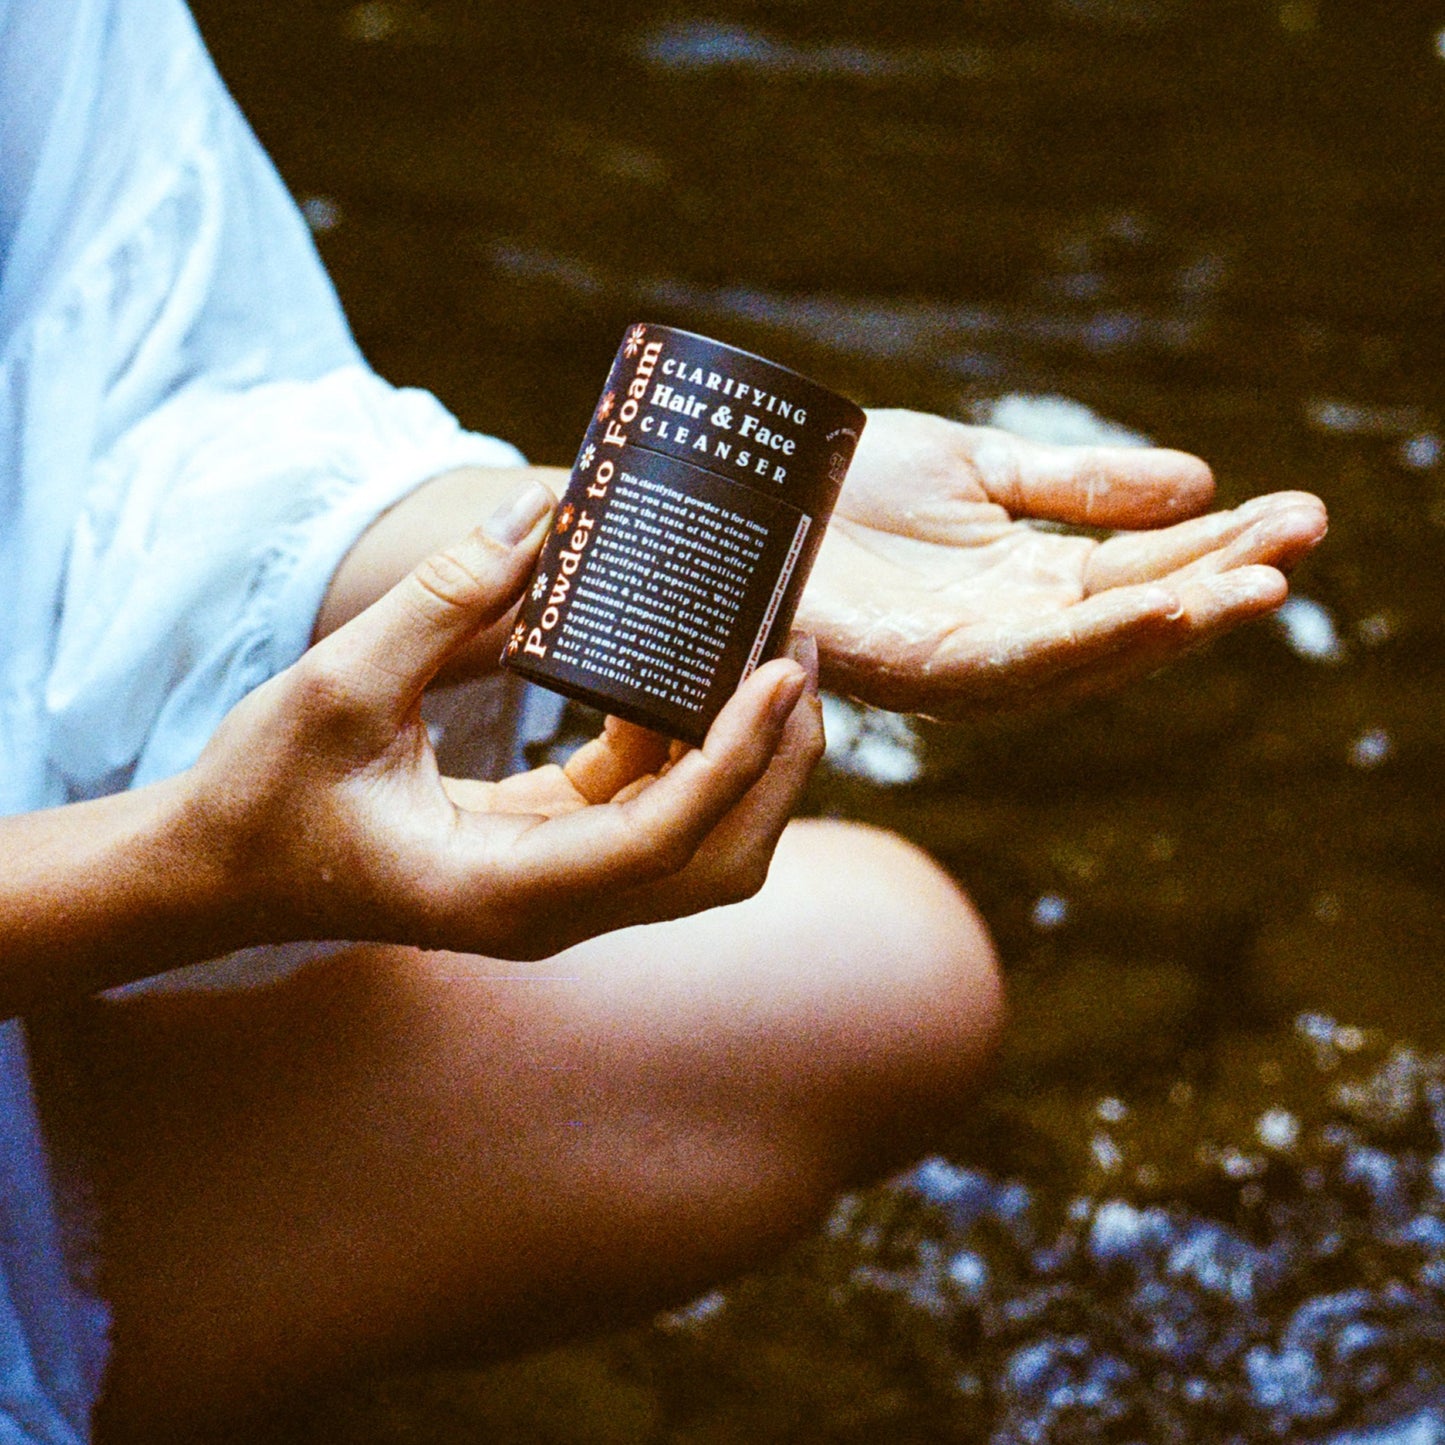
[797,409,1328,717]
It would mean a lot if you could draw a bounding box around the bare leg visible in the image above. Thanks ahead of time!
[34,820,1003,1441]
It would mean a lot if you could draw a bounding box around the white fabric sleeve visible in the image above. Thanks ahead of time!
[1,0,528,802]
[45,369,524,795]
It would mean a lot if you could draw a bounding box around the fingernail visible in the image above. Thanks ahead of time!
[769,668,807,726]
[785,632,820,696]
[483,483,553,547]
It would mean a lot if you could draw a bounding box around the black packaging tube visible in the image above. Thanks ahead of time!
[504,324,866,745]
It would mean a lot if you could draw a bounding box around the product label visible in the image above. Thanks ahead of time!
[507,447,811,743]
[582,324,862,517]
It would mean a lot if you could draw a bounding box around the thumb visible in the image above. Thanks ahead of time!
[324,480,554,720]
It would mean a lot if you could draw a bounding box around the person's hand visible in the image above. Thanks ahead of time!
[189,482,823,961]
[796,409,1328,716]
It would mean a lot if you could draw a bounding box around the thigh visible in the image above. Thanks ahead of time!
[34,820,1001,1440]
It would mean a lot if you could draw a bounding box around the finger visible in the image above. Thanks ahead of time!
[443,768,592,818]
[689,635,825,868]
[319,481,554,721]
[1160,501,1327,585]
[440,775,497,810]
[1037,566,1289,706]
[925,566,1288,715]
[1085,491,1327,593]
[876,583,1184,715]
[593,636,826,927]
[710,635,826,855]
[968,427,1215,529]
[493,657,808,893]
[562,716,673,804]
[1169,563,1290,635]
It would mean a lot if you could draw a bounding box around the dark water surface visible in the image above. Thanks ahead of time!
[190,1,1445,1438]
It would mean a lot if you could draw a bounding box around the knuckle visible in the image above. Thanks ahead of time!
[647,828,699,879]
[772,708,825,776]
[411,543,491,613]
[698,845,770,908]
[290,651,363,723]
[714,747,767,800]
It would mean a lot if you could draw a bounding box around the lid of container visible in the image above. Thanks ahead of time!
[574,323,866,516]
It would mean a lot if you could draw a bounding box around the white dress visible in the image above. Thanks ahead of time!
[0,0,524,1435]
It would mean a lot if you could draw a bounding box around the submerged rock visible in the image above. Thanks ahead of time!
[651,1019,1445,1442]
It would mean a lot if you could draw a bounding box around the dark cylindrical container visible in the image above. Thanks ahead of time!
[503,324,866,745]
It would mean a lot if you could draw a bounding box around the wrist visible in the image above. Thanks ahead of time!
[0,770,268,1015]
[158,764,289,959]
[81,769,269,990]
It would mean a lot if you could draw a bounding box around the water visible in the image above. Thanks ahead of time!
[189,0,1445,1437]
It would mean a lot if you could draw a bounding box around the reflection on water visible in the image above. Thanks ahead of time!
[827,1020,1445,1441]
[192,0,1445,1437]
[636,21,989,83]
[1274,596,1346,665]
[627,1019,1445,1443]
[490,239,1205,380]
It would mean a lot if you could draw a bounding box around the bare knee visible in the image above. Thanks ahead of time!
[54,824,1001,1423]
[774,817,1004,1033]
[759,819,1005,1173]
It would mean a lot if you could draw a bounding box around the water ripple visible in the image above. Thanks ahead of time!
[490,242,1202,373]
[635,21,989,84]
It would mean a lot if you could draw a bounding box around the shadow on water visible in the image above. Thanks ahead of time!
[191,0,1445,1437]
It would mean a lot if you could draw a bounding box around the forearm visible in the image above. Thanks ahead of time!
[0,776,249,1018]
[313,465,566,678]
[1,467,561,1018]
